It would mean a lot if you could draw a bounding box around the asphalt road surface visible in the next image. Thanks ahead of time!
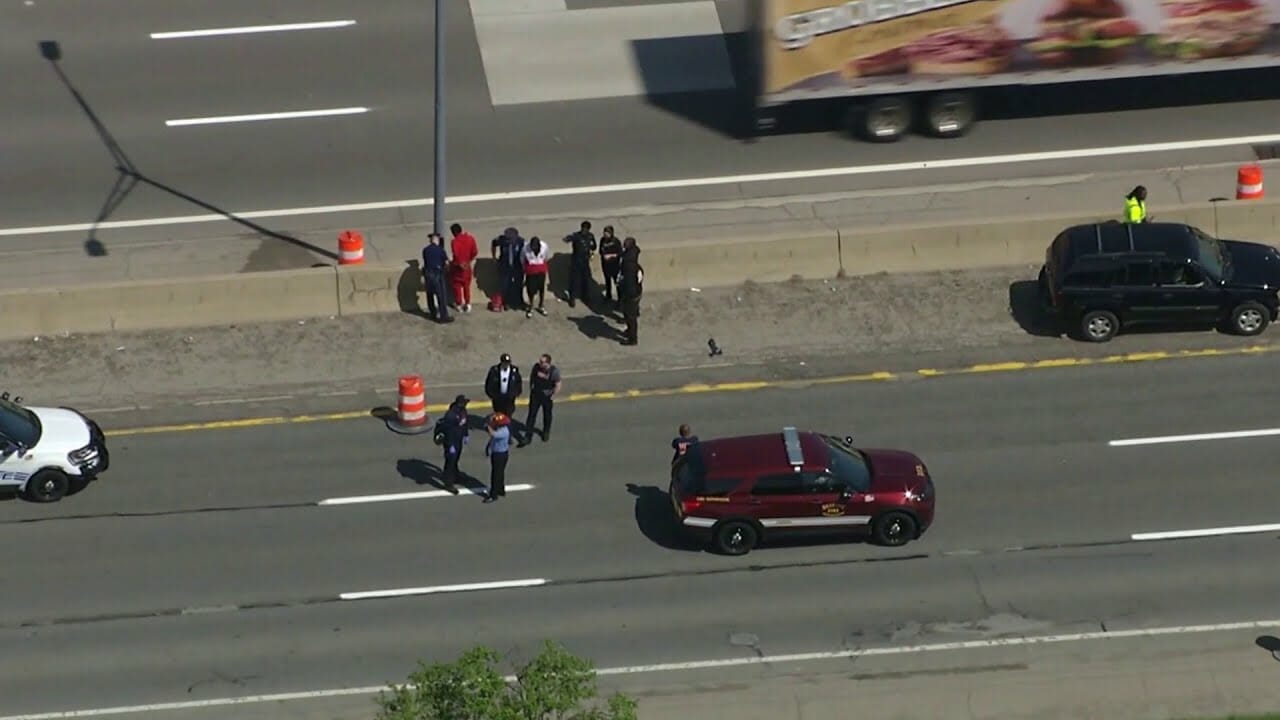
[4,0,1280,249]
[3,352,1280,717]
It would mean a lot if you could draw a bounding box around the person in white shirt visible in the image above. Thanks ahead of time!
[522,236,550,319]
[483,352,523,415]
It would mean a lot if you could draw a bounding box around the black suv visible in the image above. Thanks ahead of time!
[1038,222,1280,342]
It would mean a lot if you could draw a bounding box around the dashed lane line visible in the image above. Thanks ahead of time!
[101,343,1277,438]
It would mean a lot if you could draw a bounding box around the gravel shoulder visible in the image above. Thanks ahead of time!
[4,264,1270,424]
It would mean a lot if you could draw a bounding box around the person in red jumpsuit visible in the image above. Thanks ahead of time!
[448,223,479,312]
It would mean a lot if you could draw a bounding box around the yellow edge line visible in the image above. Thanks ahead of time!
[106,344,1277,438]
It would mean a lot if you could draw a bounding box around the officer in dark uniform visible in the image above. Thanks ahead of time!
[421,233,452,323]
[435,394,470,494]
[563,220,596,307]
[618,237,643,346]
[484,353,523,416]
[491,227,526,311]
[598,225,623,306]
[519,353,561,446]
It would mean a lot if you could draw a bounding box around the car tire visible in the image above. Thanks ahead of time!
[1079,310,1119,343]
[713,520,759,556]
[1228,301,1270,336]
[25,469,69,503]
[872,511,917,547]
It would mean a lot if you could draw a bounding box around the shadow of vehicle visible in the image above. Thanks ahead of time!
[1008,280,1061,338]
[626,483,701,552]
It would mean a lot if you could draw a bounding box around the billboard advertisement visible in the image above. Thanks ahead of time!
[760,0,1280,103]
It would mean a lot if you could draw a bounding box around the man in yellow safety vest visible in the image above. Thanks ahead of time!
[1123,186,1148,223]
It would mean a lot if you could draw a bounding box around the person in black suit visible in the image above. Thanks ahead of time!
[484,353,523,416]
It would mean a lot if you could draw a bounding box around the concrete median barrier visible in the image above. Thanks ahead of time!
[5,197,1279,341]
[0,267,339,341]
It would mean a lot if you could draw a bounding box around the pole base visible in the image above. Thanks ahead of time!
[386,419,433,435]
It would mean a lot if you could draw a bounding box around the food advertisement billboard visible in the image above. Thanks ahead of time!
[760,0,1280,103]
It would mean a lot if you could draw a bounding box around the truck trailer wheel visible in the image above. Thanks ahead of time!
[847,97,911,143]
[923,92,977,138]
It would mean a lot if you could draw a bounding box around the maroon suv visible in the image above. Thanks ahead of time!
[669,427,935,555]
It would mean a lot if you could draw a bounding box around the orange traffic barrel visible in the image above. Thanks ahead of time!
[338,230,365,265]
[1237,165,1264,200]
[386,375,431,434]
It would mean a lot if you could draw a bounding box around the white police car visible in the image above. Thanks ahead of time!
[0,391,109,502]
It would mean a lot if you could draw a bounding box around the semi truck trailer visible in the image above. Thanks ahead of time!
[751,0,1280,141]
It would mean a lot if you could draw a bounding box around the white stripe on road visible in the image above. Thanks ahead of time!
[339,578,547,601]
[3,133,1278,237]
[1109,427,1280,447]
[1131,523,1280,541]
[165,107,369,127]
[318,484,535,505]
[150,20,357,39]
[6,617,1280,720]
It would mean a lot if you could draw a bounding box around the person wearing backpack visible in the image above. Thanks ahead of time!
[433,394,471,494]
[618,236,643,346]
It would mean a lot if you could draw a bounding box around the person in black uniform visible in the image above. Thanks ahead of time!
[421,233,452,323]
[598,225,623,306]
[491,227,526,311]
[435,394,470,494]
[618,237,643,346]
[484,352,523,416]
[563,220,596,307]
[519,353,561,446]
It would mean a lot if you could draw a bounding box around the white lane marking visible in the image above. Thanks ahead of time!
[150,20,357,39]
[318,484,535,506]
[1131,523,1280,541]
[192,395,294,407]
[7,617,1280,720]
[1109,427,1280,447]
[3,133,1277,237]
[165,107,369,127]
[339,578,547,601]
[82,406,150,414]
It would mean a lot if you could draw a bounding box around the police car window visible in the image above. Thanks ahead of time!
[751,473,805,496]
[0,397,39,449]
[824,438,872,493]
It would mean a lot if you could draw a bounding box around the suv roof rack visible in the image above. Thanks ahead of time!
[782,426,804,468]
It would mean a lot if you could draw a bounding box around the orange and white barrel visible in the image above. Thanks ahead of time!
[396,375,427,427]
[338,230,365,265]
[1237,165,1264,200]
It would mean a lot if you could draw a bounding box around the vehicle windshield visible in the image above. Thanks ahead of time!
[672,444,706,494]
[822,436,871,491]
[0,396,40,449]
[1191,227,1228,280]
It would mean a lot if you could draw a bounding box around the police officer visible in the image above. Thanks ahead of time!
[436,394,470,494]
[491,227,526,311]
[484,353,523,416]
[563,220,596,307]
[519,353,561,446]
[618,236,644,346]
[598,225,623,306]
[1123,186,1148,224]
[482,412,512,503]
[421,233,452,323]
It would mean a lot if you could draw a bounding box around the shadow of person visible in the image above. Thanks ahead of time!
[626,483,702,552]
[396,458,445,489]
[568,315,624,342]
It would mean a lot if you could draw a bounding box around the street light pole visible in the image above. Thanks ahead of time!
[433,0,446,237]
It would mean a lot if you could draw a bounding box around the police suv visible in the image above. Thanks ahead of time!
[0,391,109,502]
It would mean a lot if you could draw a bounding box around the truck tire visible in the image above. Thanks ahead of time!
[848,97,911,143]
[923,92,977,138]
[1227,301,1270,336]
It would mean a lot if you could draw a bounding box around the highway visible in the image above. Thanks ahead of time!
[3,352,1280,717]
[4,0,1280,250]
